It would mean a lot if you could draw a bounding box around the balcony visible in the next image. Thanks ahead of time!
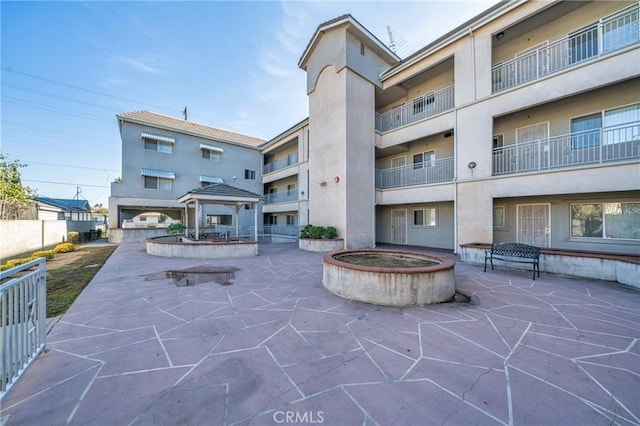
[375,157,455,189]
[492,4,639,93]
[375,85,454,133]
[492,121,640,176]
[264,189,298,204]
[263,152,298,174]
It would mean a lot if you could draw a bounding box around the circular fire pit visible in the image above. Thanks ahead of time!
[322,249,455,306]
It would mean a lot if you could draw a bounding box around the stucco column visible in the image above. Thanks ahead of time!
[253,203,258,242]
[195,200,200,240]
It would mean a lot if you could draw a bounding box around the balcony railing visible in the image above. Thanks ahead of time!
[492,4,639,93]
[492,121,640,175]
[264,189,298,204]
[376,157,455,189]
[263,152,299,174]
[375,85,455,133]
[1,258,47,399]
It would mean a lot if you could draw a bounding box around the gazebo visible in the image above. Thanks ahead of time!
[177,184,263,241]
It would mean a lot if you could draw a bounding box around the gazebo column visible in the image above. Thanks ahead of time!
[253,202,258,242]
[234,205,240,239]
[184,204,189,231]
[195,199,200,240]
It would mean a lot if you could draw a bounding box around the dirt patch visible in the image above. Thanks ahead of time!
[46,250,91,270]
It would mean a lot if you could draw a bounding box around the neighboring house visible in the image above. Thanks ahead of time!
[34,197,92,221]
[109,110,264,239]
[110,1,640,257]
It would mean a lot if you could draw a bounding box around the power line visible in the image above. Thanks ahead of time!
[22,160,120,173]
[1,81,120,112]
[23,179,110,189]
[2,96,113,123]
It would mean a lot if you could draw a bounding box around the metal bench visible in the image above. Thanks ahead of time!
[484,242,541,280]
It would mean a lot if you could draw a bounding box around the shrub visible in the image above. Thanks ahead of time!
[33,250,55,260]
[96,229,102,238]
[83,231,93,242]
[54,243,75,253]
[167,223,186,234]
[299,224,338,239]
[0,257,32,271]
[68,232,80,245]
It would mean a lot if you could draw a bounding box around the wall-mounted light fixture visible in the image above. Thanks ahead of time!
[468,161,477,169]
[319,181,327,187]
[496,31,505,40]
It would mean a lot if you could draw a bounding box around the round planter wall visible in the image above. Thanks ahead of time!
[299,238,344,252]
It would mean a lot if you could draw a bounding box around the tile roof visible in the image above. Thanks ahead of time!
[118,110,265,147]
[180,183,263,200]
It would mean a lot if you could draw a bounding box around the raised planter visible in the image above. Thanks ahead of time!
[146,235,258,259]
[299,238,344,252]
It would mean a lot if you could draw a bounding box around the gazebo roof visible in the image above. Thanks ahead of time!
[178,183,263,205]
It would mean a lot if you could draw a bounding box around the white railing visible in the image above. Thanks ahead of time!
[492,122,640,175]
[263,152,299,174]
[258,225,301,237]
[263,189,298,204]
[375,85,455,133]
[376,157,455,189]
[1,258,47,400]
[492,4,639,93]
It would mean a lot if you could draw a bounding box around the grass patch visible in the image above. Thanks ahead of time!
[46,245,117,317]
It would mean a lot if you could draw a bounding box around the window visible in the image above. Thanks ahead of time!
[202,149,221,161]
[286,215,296,225]
[287,184,296,196]
[244,169,256,180]
[493,206,506,228]
[571,202,640,240]
[413,98,424,115]
[569,24,598,64]
[571,114,602,149]
[492,134,504,149]
[413,151,435,169]
[206,215,232,226]
[144,139,172,154]
[413,94,434,116]
[413,207,437,227]
[604,103,640,145]
[144,176,172,191]
[267,215,278,225]
[602,5,639,53]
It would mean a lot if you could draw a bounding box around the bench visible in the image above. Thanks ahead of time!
[484,242,541,280]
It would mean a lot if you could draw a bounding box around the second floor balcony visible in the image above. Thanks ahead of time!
[263,188,299,204]
[375,85,455,133]
[375,157,455,189]
[493,121,640,176]
[263,152,299,174]
[492,4,639,93]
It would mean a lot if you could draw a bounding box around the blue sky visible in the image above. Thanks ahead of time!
[1,0,496,208]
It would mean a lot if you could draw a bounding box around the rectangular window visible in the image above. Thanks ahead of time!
[205,215,232,226]
[413,207,437,227]
[244,169,256,180]
[413,151,435,169]
[144,176,172,191]
[571,114,602,149]
[571,202,640,240]
[144,138,172,154]
[287,184,296,196]
[286,215,296,225]
[604,103,640,145]
[602,5,639,53]
[569,24,598,64]
[267,215,278,225]
[493,206,506,228]
[202,149,221,161]
[492,134,504,149]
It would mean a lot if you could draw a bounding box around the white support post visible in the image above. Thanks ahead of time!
[254,202,258,242]
[235,205,240,239]
[195,200,200,240]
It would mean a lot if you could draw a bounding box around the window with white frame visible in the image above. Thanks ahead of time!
[206,215,232,226]
[144,138,172,154]
[202,149,221,161]
[286,215,297,225]
[493,206,506,228]
[413,207,437,227]
[571,202,640,240]
[144,176,172,191]
[412,151,435,169]
[244,169,256,180]
[287,184,296,196]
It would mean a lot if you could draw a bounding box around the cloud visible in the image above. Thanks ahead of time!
[113,55,162,74]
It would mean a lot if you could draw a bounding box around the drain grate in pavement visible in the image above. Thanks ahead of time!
[146,266,238,287]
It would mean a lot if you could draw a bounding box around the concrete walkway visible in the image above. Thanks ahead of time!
[1,243,639,425]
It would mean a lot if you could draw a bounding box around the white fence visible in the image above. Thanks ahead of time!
[0,258,47,399]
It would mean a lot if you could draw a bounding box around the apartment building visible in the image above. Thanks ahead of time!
[263,0,638,255]
[109,111,264,240]
[111,0,639,258]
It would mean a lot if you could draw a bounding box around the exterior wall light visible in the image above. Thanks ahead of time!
[468,161,477,169]
[496,32,505,40]
[320,181,327,187]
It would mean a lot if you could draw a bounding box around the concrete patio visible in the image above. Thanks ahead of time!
[1,242,639,425]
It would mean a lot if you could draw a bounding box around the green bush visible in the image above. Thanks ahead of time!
[96,229,102,238]
[54,243,75,253]
[68,232,80,245]
[0,257,32,271]
[33,250,55,260]
[299,224,338,239]
[167,223,186,234]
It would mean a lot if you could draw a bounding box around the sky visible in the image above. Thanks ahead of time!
[1,0,497,208]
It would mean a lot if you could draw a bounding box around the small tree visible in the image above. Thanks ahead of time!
[0,153,36,220]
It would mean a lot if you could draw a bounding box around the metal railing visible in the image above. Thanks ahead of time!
[263,189,298,204]
[492,4,639,93]
[1,258,47,399]
[375,85,455,133]
[376,157,455,189]
[263,152,299,174]
[492,122,640,175]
